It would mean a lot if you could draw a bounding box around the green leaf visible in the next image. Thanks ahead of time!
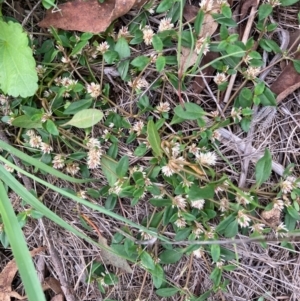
[42,0,56,9]
[188,184,215,200]
[118,59,130,80]
[225,44,245,57]
[101,156,118,187]
[194,10,205,36]
[0,21,38,97]
[115,37,130,59]
[280,0,299,6]
[147,120,162,157]
[159,249,183,264]
[155,56,166,72]
[62,109,103,128]
[156,287,179,297]
[259,87,276,106]
[12,115,42,129]
[131,56,150,70]
[152,35,163,52]
[293,60,300,74]
[224,220,238,237]
[149,198,172,207]
[211,244,220,262]
[63,98,93,115]
[216,214,235,233]
[255,148,272,186]
[287,206,300,220]
[116,156,129,178]
[140,251,156,270]
[0,181,46,301]
[152,264,165,288]
[156,0,174,13]
[44,119,59,136]
[174,103,205,120]
[258,4,273,21]
[194,291,211,301]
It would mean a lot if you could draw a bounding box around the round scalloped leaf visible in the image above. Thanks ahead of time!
[62,108,104,128]
[0,21,38,97]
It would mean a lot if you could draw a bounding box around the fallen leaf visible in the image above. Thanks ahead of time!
[51,294,64,301]
[240,0,259,21]
[270,30,300,99]
[42,277,63,295]
[0,246,46,301]
[39,0,136,33]
[98,236,133,274]
[180,2,221,92]
[183,4,199,23]
[191,51,220,93]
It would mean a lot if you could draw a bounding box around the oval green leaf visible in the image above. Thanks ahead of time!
[62,109,103,128]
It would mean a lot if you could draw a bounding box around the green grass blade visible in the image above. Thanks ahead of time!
[0,157,170,243]
[0,180,46,301]
[0,140,91,183]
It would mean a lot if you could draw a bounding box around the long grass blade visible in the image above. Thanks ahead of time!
[0,180,46,301]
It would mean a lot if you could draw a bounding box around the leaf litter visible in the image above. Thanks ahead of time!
[39,0,138,33]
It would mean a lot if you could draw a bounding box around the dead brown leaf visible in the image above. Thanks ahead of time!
[191,52,220,93]
[0,246,46,301]
[270,30,300,100]
[240,0,259,21]
[39,0,136,33]
[180,1,221,92]
[51,294,64,301]
[183,4,199,23]
[97,235,133,273]
[42,277,63,295]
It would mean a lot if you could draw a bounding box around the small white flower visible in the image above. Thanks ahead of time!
[174,217,187,228]
[158,18,174,32]
[52,154,65,169]
[280,179,293,194]
[4,164,14,173]
[195,36,210,55]
[196,151,217,166]
[244,66,260,80]
[231,107,242,122]
[191,199,205,210]
[97,41,110,54]
[132,121,144,136]
[272,199,284,211]
[199,0,213,12]
[29,135,42,148]
[237,210,251,228]
[117,26,130,39]
[40,142,53,154]
[0,94,9,105]
[214,72,227,85]
[236,192,253,206]
[128,77,149,90]
[193,247,204,258]
[250,223,265,234]
[86,82,101,98]
[77,190,87,199]
[155,102,170,113]
[275,222,288,238]
[66,162,80,176]
[267,0,281,7]
[142,26,154,45]
[219,198,229,212]
[172,195,187,210]
[188,143,199,155]
[61,56,70,64]
[86,137,101,149]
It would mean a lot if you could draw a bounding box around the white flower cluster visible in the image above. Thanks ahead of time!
[86,137,103,169]
[26,130,53,155]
